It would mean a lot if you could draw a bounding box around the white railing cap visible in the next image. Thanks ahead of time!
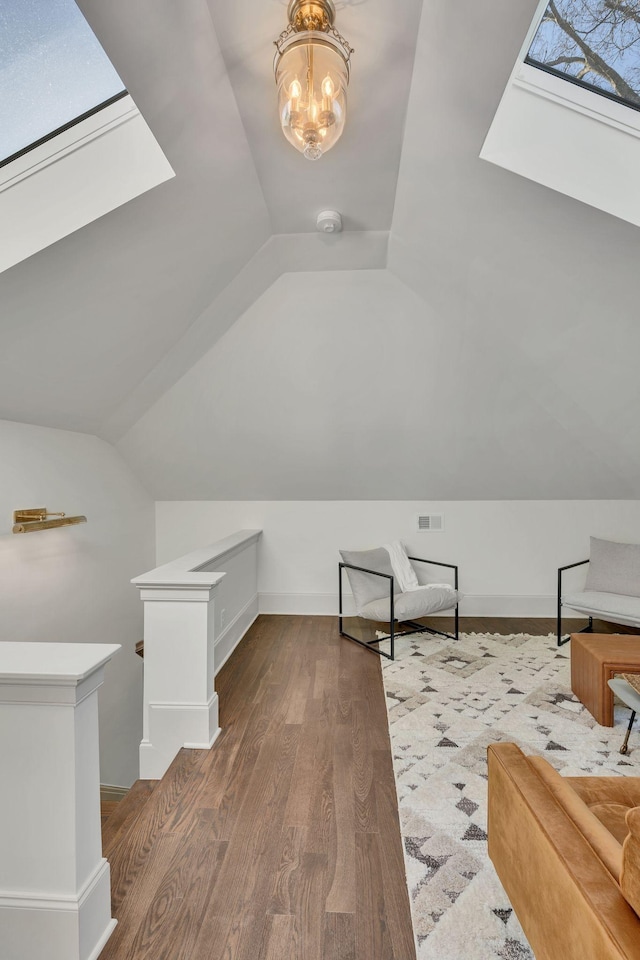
[0,641,120,683]
[131,529,262,591]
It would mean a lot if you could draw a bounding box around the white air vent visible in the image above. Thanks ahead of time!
[417,513,444,532]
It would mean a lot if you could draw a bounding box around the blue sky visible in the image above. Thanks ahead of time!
[529,0,640,100]
[0,0,124,162]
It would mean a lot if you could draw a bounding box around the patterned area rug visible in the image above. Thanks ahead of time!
[379,631,640,960]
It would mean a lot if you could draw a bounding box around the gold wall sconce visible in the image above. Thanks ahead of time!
[12,508,87,534]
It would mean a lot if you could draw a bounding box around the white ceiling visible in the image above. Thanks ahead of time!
[0,0,272,434]
[2,0,640,499]
[206,0,422,233]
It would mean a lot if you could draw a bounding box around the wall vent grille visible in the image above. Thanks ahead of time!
[417,513,444,532]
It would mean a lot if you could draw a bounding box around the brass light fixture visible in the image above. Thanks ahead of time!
[13,508,87,534]
[274,0,353,161]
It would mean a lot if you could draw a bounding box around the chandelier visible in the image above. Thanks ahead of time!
[274,0,353,161]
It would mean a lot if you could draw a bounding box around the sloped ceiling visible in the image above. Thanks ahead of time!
[0,0,272,435]
[3,0,640,498]
[117,268,640,500]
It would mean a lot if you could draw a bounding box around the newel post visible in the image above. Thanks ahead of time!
[0,641,120,960]
[132,571,224,780]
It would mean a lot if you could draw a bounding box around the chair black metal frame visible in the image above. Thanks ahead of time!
[338,557,459,661]
[557,559,593,647]
[620,708,637,756]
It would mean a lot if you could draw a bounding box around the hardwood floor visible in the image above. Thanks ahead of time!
[101,614,639,959]
[100,615,416,960]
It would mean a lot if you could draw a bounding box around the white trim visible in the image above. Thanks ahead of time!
[215,594,259,674]
[0,858,110,910]
[183,727,222,750]
[514,64,640,138]
[0,859,116,960]
[480,0,640,227]
[100,784,128,804]
[132,530,261,590]
[140,693,220,780]
[87,921,119,960]
[0,96,136,193]
[259,592,586,619]
[0,96,174,276]
[260,592,343,616]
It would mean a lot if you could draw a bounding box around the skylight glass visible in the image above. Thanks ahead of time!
[526,0,640,110]
[0,0,126,166]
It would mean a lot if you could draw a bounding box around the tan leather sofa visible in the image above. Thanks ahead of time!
[488,743,640,960]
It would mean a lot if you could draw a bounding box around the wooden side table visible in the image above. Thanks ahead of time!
[571,633,640,726]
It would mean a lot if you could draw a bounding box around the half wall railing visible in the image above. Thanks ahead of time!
[132,529,262,780]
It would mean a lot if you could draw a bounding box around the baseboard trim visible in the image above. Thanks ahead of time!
[258,592,587,619]
[259,592,341,616]
[100,785,129,803]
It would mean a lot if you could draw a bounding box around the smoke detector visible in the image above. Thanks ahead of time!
[316,210,343,233]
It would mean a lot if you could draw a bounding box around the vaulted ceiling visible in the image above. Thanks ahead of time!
[2,0,640,498]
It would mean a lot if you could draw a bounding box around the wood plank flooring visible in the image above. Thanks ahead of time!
[100,615,416,960]
[101,614,639,960]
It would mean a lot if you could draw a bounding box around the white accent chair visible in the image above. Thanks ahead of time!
[338,547,459,660]
[558,537,640,646]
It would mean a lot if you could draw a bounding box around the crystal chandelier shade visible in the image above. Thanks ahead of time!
[274,1,352,161]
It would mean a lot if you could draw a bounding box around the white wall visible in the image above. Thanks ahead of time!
[0,419,154,786]
[118,269,640,501]
[156,500,640,618]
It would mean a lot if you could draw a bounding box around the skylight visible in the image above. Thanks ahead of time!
[481,0,640,228]
[0,0,126,167]
[526,0,640,110]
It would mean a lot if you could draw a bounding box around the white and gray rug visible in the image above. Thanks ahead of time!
[379,631,640,960]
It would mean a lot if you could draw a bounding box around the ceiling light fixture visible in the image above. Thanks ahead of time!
[274,0,353,161]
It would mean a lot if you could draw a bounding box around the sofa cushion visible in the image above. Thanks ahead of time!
[590,802,634,846]
[621,807,640,918]
[340,548,399,612]
[360,585,458,623]
[562,590,640,628]
[586,537,640,598]
[567,775,640,813]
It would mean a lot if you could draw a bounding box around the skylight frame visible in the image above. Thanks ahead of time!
[523,0,640,114]
[480,0,640,229]
[513,60,640,137]
[0,92,174,275]
[524,54,640,114]
[0,0,131,168]
[510,0,640,137]
[0,89,128,172]
[0,93,143,195]
[0,1,174,273]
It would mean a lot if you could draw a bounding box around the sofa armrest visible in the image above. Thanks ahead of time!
[488,743,640,960]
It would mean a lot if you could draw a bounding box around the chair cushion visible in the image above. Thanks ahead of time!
[585,537,640,598]
[340,548,399,612]
[562,590,640,627]
[360,585,458,622]
[608,678,640,714]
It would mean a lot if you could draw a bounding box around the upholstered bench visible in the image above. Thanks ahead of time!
[558,537,640,646]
